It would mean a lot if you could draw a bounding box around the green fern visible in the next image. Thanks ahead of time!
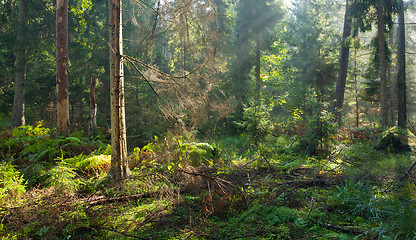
[0,162,26,206]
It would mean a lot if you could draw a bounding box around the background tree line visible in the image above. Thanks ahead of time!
[1,0,416,153]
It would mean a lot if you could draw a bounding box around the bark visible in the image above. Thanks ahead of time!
[88,75,97,135]
[333,0,352,126]
[12,0,28,127]
[377,0,388,126]
[56,0,69,135]
[397,0,406,128]
[108,0,130,179]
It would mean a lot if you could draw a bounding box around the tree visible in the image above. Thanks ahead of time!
[108,0,130,179]
[397,0,406,128]
[88,75,97,135]
[287,0,337,110]
[12,0,28,127]
[351,0,397,126]
[56,0,69,134]
[377,0,388,126]
[231,0,282,115]
[333,0,352,126]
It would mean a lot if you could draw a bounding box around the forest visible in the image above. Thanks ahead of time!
[2,0,416,239]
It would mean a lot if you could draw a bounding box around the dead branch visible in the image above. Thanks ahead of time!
[179,168,244,194]
[124,57,159,97]
[81,192,156,207]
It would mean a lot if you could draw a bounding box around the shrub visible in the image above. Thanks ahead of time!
[234,101,274,146]
[295,110,338,156]
[44,160,81,195]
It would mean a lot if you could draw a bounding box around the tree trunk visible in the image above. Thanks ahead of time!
[387,24,396,126]
[12,0,28,127]
[377,0,388,126]
[88,75,97,135]
[333,0,352,126]
[397,0,406,128]
[108,0,130,179]
[56,0,69,135]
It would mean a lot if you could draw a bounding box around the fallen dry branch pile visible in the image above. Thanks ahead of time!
[73,192,157,207]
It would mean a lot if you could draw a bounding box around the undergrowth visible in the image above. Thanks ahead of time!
[1,124,416,239]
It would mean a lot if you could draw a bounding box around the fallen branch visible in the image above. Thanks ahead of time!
[179,168,244,194]
[79,192,156,207]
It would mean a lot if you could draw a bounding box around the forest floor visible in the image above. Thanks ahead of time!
[1,124,416,239]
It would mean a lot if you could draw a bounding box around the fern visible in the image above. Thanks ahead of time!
[0,162,26,206]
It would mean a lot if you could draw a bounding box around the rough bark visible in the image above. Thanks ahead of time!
[108,0,130,179]
[56,0,69,135]
[333,0,352,126]
[12,0,28,127]
[88,75,97,135]
[397,0,406,128]
[377,0,388,126]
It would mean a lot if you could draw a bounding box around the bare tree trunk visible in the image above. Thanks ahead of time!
[88,75,97,135]
[397,0,406,128]
[108,0,129,179]
[12,0,28,127]
[377,0,388,126]
[333,0,352,126]
[56,0,69,135]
